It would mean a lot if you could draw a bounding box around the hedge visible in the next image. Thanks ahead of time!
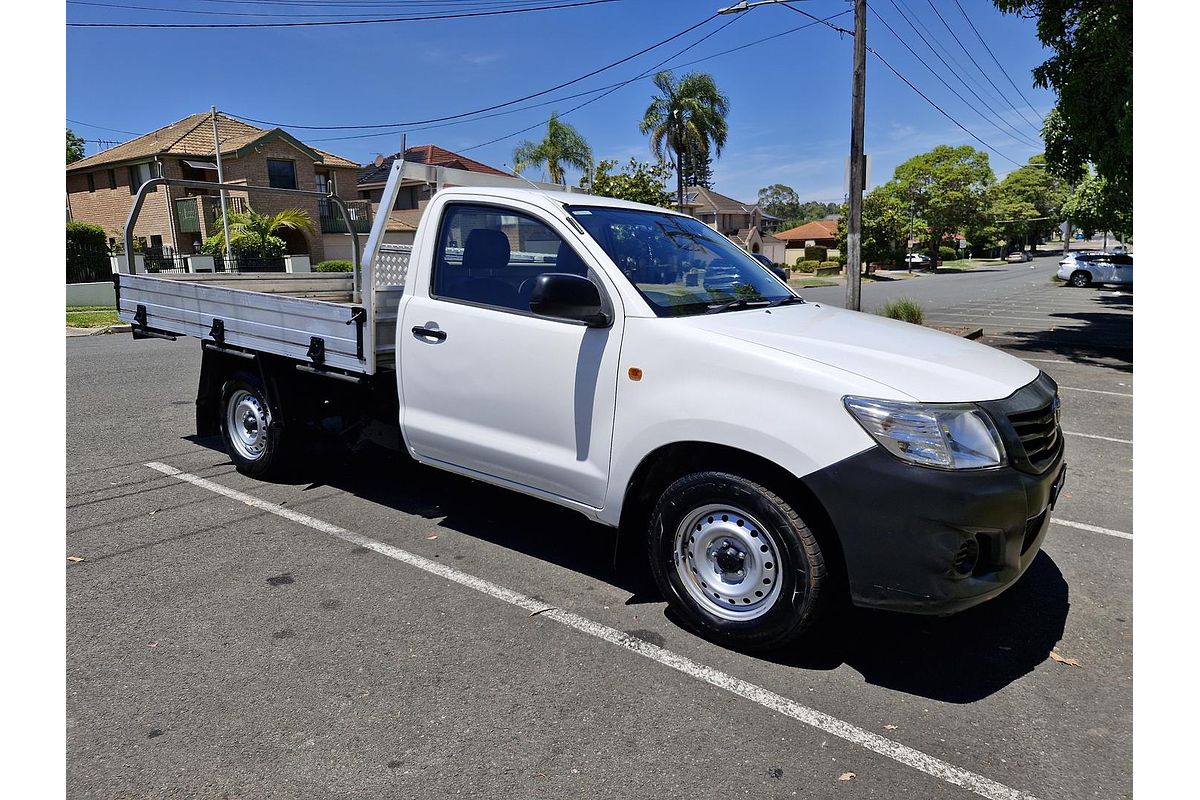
[315,260,354,273]
[803,245,828,263]
[819,261,839,269]
[67,221,107,252]
[796,260,821,272]
[938,245,958,261]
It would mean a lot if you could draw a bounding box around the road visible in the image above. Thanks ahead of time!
[66,255,1132,799]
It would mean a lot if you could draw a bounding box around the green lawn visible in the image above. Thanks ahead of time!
[67,307,120,328]
[788,274,838,288]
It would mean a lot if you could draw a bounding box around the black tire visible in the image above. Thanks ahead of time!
[219,371,289,478]
[1069,270,1091,288]
[648,471,827,651]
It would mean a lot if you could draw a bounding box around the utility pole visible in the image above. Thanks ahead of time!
[212,106,232,267]
[908,200,916,274]
[845,0,867,311]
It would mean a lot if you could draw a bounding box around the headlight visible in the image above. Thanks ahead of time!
[843,397,1006,469]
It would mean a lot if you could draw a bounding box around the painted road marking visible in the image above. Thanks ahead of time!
[1059,385,1133,398]
[145,461,1037,800]
[1051,518,1133,541]
[1063,430,1132,444]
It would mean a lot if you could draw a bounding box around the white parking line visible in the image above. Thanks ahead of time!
[144,461,1036,800]
[1063,430,1133,444]
[1059,385,1133,398]
[1050,518,1133,540]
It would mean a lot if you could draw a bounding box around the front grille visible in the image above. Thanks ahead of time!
[1008,398,1062,473]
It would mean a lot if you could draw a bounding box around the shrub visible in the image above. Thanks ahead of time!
[798,259,821,272]
[939,245,958,262]
[803,245,828,263]
[819,261,839,269]
[878,297,925,325]
[67,221,107,252]
[315,259,353,273]
[202,232,286,258]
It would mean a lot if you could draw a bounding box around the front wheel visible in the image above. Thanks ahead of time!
[648,472,828,651]
[219,371,289,478]
[1069,270,1092,288]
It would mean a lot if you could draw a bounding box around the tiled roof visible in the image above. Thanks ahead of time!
[385,208,425,232]
[311,147,361,169]
[67,112,358,172]
[686,185,754,215]
[358,144,511,186]
[775,219,840,241]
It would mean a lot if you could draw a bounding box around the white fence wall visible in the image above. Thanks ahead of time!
[66,281,116,307]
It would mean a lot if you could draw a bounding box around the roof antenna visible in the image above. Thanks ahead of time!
[503,163,559,202]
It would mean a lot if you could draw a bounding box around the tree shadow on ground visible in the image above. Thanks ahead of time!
[188,437,1068,704]
[986,305,1132,371]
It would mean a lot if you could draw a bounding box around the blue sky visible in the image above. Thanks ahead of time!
[66,0,1055,205]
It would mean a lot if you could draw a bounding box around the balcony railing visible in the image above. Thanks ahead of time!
[320,199,372,234]
[174,195,249,235]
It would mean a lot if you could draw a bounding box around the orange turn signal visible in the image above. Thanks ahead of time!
[628,367,643,381]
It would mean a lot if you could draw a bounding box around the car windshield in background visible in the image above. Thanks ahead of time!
[567,205,793,316]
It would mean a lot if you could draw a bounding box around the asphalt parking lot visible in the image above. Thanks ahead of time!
[66,257,1131,799]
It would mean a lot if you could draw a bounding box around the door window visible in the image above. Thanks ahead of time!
[430,204,593,314]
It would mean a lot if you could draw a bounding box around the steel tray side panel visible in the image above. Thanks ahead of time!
[117,275,370,373]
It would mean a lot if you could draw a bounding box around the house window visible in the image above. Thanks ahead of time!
[86,173,95,193]
[108,169,117,189]
[267,159,297,190]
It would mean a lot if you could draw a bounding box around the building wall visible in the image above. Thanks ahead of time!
[67,158,177,250]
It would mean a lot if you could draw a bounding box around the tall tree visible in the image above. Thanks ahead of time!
[1061,171,1131,241]
[67,128,85,164]
[678,145,714,190]
[991,154,1069,247]
[513,112,593,186]
[892,145,995,263]
[640,70,730,210]
[993,1,1132,211]
[757,184,801,222]
[836,182,917,265]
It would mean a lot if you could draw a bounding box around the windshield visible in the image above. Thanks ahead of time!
[567,205,796,316]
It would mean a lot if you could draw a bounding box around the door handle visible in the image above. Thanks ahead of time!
[411,325,447,342]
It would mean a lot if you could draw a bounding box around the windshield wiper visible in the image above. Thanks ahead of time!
[768,295,805,307]
[705,297,772,314]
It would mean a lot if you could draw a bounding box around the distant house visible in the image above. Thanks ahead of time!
[775,217,841,264]
[680,185,786,263]
[65,112,362,264]
[356,144,512,244]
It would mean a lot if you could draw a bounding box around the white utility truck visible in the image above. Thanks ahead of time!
[117,160,1066,650]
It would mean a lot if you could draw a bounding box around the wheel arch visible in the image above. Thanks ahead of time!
[615,441,847,587]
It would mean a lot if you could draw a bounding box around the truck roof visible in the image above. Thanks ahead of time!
[435,185,691,217]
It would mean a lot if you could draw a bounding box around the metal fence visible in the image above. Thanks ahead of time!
[66,243,113,284]
[143,248,187,274]
[212,254,287,273]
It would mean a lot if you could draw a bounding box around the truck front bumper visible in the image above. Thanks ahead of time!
[803,445,1067,615]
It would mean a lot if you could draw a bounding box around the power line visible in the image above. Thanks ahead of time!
[865,44,1023,167]
[66,0,618,27]
[67,117,141,135]
[457,6,756,153]
[922,0,1041,132]
[305,9,853,144]
[231,11,719,130]
[949,0,1043,125]
[874,0,1041,149]
[67,0,565,19]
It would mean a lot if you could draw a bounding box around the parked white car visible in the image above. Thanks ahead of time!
[904,252,932,266]
[1057,252,1133,287]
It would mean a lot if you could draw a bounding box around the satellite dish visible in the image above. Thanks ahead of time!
[373,153,385,167]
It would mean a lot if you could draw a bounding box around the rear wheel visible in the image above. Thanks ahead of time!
[648,471,827,650]
[1069,270,1091,288]
[219,371,288,478]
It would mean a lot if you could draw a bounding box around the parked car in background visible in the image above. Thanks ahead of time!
[1057,252,1133,287]
[751,252,790,282]
[904,253,932,266]
[1006,251,1033,263]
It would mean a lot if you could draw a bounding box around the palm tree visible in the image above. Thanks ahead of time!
[513,113,593,185]
[640,70,730,210]
[210,207,316,256]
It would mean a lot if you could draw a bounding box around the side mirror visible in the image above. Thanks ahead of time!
[529,273,611,328]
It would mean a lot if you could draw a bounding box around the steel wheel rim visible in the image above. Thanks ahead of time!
[673,504,786,621]
[226,389,269,462]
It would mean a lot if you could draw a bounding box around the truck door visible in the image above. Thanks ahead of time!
[399,201,623,508]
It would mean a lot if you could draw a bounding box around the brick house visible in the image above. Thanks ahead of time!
[679,185,786,264]
[356,145,512,245]
[65,112,361,264]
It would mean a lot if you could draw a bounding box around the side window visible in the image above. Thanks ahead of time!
[431,204,591,313]
[267,159,297,190]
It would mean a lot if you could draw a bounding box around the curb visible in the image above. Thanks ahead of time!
[67,324,131,337]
